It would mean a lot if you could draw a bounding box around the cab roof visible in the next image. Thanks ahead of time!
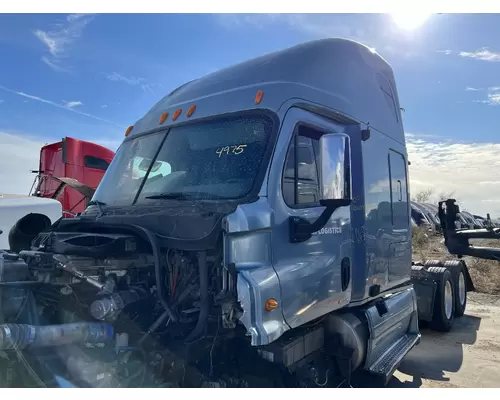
[131,38,404,143]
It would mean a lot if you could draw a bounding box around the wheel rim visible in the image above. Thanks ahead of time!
[445,280,453,319]
[458,271,466,306]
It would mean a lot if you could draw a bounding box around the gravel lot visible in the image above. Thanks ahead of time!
[391,292,500,388]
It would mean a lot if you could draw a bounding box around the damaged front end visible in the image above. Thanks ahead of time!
[0,199,286,388]
[0,111,287,387]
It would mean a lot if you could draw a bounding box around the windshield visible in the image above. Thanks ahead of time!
[92,114,274,206]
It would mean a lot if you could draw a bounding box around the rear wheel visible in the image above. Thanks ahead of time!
[427,267,455,332]
[443,260,467,317]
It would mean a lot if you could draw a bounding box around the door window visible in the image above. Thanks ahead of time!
[282,125,322,207]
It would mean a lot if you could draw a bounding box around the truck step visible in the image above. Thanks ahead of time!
[366,333,420,384]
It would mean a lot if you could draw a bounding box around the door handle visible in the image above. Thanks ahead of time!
[397,180,402,201]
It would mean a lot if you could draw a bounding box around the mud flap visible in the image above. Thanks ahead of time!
[411,278,437,322]
[463,263,476,292]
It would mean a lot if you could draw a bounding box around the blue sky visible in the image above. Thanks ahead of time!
[1,13,500,215]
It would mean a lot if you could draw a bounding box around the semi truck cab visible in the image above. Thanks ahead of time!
[87,38,420,381]
[31,137,115,217]
[0,38,469,388]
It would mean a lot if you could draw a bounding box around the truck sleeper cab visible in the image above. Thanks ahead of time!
[73,39,469,387]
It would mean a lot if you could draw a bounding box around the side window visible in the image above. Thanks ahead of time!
[84,155,110,171]
[389,150,409,230]
[282,125,322,207]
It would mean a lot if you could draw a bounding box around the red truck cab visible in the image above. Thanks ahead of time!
[31,137,115,218]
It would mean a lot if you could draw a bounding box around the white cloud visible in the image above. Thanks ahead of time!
[33,14,94,71]
[407,134,500,217]
[66,14,89,22]
[436,49,453,55]
[106,72,145,86]
[105,72,157,94]
[458,48,500,62]
[486,92,500,105]
[473,86,500,105]
[41,56,68,72]
[0,132,45,195]
[62,100,83,108]
[101,104,108,109]
[465,86,482,91]
[0,84,123,128]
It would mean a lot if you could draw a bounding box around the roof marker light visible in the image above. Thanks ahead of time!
[173,109,182,121]
[159,112,169,124]
[125,126,133,137]
[186,104,196,117]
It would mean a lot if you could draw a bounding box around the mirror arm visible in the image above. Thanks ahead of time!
[289,199,351,243]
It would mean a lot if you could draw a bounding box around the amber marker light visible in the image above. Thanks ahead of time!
[265,298,278,312]
[187,104,196,117]
[173,109,182,121]
[255,90,264,105]
[159,112,169,124]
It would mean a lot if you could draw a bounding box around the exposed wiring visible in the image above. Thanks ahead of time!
[209,318,220,377]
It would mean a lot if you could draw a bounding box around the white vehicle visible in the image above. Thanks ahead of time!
[0,194,62,251]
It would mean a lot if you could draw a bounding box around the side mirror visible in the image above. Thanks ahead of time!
[318,133,352,206]
[289,133,352,243]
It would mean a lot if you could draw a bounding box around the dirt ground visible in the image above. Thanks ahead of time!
[390,292,500,388]
[391,230,500,387]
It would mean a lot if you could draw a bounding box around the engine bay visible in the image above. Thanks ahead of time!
[0,225,267,388]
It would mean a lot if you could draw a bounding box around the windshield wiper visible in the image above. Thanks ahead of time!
[144,192,228,200]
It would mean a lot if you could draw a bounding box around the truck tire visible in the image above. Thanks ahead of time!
[443,260,467,317]
[427,267,455,332]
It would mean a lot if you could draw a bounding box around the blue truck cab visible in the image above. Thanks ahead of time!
[93,37,419,383]
[6,38,467,388]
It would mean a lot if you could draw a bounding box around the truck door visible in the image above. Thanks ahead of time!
[387,149,411,283]
[267,107,352,329]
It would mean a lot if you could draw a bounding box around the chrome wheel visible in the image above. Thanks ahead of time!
[445,280,453,319]
[458,271,466,306]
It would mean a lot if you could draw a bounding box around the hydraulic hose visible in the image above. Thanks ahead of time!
[185,251,209,343]
[0,322,113,350]
[134,226,176,322]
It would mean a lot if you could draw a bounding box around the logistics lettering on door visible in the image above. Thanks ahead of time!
[312,225,342,236]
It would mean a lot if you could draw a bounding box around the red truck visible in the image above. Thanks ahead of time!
[30,137,115,218]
